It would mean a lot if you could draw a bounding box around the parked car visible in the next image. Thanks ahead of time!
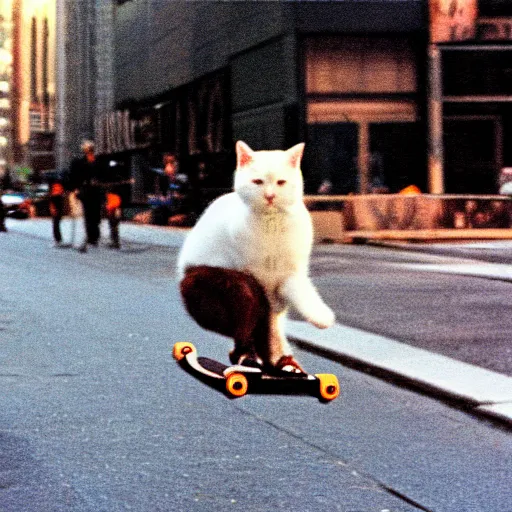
[1,190,34,218]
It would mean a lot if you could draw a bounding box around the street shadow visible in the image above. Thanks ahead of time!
[0,432,83,510]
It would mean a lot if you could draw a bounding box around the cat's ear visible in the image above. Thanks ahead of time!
[236,141,255,169]
[286,143,305,170]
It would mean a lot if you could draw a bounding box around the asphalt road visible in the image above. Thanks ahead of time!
[1,232,511,511]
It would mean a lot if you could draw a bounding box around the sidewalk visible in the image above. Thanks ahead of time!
[4,217,512,426]
[3,216,189,249]
[372,239,512,266]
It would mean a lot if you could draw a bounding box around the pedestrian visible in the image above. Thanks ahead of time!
[105,192,121,249]
[0,197,6,232]
[0,172,7,232]
[103,160,134,249]
[153,153,193,226]
[48,179,65,247]
[69,140,104,252]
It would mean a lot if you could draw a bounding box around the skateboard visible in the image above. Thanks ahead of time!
[173,342,340,402]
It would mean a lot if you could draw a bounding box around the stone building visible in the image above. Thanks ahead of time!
[57,0,512,210]
[55,0,115,168]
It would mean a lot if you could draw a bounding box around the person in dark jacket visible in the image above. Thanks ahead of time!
[153,153,193,226]
[69,140,104,252]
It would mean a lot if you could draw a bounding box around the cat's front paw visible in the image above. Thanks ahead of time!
[307,304,335,329]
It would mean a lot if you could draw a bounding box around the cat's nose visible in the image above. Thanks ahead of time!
[265,192,276,204]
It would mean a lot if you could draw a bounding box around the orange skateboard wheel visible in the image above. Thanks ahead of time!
[225,372,249,398]
[316,374,340,402]
[173,342,196,361]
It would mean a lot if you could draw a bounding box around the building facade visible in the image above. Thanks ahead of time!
[429,0,512,194]
[55,0,115,169]
[100,0,426,202]
[0,0,57,185]
[58,0,512,207]
[0,2,12,181]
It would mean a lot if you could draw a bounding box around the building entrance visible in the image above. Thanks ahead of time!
[307,100,425,194]
[443,116,503,194]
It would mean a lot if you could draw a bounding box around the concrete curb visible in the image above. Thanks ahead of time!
[286,320,512,426]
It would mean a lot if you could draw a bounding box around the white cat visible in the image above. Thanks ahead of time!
[177,141,335,372]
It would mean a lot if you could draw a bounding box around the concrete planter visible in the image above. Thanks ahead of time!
[305,194,512,242]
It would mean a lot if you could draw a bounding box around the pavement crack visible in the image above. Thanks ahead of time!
[382,485,433,512]
[233,405,432,511]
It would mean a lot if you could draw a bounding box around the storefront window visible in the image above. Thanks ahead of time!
[305,123,358,194]
[443,50,512,97]
[305,36,422,194]
[444,117,501,194]
[479,0,512,16]
[369,123,426,193]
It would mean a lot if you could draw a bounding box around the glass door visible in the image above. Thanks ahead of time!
[369,122,426,193]
[443,116,502,194]
[305,123,359,194]
[307,100,421,194]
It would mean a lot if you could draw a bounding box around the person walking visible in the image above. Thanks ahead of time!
[105,191,122,249]
[0,196,6,232]
[48,179,65,246]
[69,140,104,252]
[0,172,7,232]
[103,160,134,249]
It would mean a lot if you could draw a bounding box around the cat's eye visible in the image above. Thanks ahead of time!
[277,180,287,186]
[252,179,264,185]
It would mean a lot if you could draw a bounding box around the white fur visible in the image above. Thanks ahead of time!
[177,141,335,364]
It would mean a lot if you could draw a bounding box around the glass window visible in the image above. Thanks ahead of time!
[444,118,500,194]
[305,123,359,195]
[306,37,417,95]
[479,0,512,17]
[442,50,512,96]
[369,123,426,193]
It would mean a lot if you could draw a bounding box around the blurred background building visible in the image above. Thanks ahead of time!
[429,0,512,195]
[0,0,56,186]
[71,0,429,203]
[2,0,510,210]
[55,0,115,171]
[83,0,512,204]
[0,3,12,183]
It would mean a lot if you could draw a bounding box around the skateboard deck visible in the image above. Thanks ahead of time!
[173,342,340,402]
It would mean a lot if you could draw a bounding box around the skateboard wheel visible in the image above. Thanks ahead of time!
[316,374,340,402]
[225,372,248,398]
[173,342,196,361]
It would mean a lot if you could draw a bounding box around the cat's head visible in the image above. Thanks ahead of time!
[233,141,305,212]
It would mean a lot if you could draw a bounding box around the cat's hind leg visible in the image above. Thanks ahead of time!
[267,309,305,374]
[180,265,269,366]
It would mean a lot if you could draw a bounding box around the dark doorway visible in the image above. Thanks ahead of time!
[444,117,502,194]
[305,123,359,194]
[369,122,426,193]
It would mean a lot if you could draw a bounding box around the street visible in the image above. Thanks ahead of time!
[1,229,511,511]
[307,244,512,376]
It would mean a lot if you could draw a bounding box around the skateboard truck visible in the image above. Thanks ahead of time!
[173,341,340,402]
